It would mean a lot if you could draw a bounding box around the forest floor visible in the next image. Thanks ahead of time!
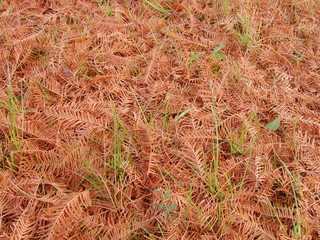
[0,0,320,239]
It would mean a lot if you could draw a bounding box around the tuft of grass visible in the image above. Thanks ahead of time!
[0,61,27,170]
[144,0,171,17]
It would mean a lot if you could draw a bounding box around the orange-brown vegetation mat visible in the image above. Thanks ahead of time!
[0,0,320,239]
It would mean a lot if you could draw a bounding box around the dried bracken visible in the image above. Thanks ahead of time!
[0,0,319,239]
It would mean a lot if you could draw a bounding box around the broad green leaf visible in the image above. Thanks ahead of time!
[166,205,177,212]
[265,118,280,131]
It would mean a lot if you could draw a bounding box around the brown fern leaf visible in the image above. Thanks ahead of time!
[143,48,159,84]
[134,123,155,184]
[12,200,38,240]
[40,190,91,240]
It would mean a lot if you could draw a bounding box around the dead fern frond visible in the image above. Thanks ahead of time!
[41,190,92,240]
[12,200,38,240]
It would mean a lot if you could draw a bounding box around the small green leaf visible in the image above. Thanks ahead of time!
[190,54,202,62]
[212,45,226,60]
[153,188,160,193]
[158,202,164,210]
[265,118,280,131]
[164,189,171,199]
[213,45,226,53]
[212,52,226,60]
[176,109,190,121]
[166,205,177,212]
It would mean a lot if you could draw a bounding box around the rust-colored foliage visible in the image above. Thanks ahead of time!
[0,0,320,239]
